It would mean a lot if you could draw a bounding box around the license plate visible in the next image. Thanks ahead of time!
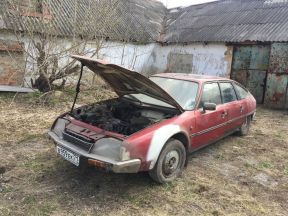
[57,146,80,167]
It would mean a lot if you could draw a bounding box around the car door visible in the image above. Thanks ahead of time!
[219,82,243,133]
[233,82,250,119]
[192,82,228,149]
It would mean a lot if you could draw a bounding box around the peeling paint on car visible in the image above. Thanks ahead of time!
[147,124,182,169]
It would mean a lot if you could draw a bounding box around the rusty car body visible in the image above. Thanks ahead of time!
[48,55,257,183]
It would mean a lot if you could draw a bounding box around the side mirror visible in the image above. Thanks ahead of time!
[203,102,217,112]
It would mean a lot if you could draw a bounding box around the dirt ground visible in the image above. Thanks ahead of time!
[0,91,287,216]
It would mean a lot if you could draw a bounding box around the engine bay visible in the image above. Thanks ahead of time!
[71,98,178,136]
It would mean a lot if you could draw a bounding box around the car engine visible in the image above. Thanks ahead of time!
[72,98,177,136]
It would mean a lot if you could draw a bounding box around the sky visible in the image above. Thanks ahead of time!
[158,0,217,8]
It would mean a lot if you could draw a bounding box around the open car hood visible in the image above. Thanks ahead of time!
[72,55,184,112]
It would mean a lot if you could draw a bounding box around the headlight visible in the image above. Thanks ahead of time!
[120,146,131,161]
[52,118,69,139]
[91,138,130,162]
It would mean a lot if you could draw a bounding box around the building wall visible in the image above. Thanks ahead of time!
[264,43,288,109]
[86,41,155,72]
[0,31,156,87]
[0,29,287,109]
[0,51,25,86]
[143,43,233,77]
[0,35,25,86]
[0,32,234,87]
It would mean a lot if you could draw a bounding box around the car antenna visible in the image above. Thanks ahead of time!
[71,63,84,113]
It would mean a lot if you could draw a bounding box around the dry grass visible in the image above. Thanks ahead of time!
[0,91,287,216]
[0,86,115,145]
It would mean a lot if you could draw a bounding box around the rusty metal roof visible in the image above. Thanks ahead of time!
[164,0,288,43]
[0,0,166,43]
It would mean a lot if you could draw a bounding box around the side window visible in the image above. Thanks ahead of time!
[219,82,237,103]
[199,83,222,108]
[234,83,248,100]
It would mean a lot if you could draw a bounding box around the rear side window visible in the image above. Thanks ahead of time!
[234,83,248,100]
[199,83,222,108]
[219,82,237,103]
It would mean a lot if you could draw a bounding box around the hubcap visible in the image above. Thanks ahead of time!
[163,150,180,176]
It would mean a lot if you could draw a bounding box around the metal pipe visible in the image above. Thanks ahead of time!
[71,63,84,113]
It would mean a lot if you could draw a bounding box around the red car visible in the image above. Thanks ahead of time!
[48,55,256,183]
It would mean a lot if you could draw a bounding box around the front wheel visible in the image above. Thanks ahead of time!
[149,139,186,184]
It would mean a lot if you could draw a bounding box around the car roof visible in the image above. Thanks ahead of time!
[152,73,231,83]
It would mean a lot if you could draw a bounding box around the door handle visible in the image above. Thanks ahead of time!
[240,105,244,113]
[221,110,228,118]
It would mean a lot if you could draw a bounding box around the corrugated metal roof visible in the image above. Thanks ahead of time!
[0,0,166,43]
[164,0,288,43]
[2,0,288,44]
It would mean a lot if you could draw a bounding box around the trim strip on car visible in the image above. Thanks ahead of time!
[190,111,255,137]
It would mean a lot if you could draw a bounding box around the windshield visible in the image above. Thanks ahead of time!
[125,77,199,110]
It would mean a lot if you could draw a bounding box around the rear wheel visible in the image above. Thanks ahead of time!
[238,116,251,136]
[149,139,186,184]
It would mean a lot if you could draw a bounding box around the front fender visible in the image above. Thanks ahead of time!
[146,124,187,170]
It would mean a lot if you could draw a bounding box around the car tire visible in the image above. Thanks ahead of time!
[149,139,186,184]
[238,116,251,136]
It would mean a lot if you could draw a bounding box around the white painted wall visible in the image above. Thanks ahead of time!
[0,31,233,88]
[0,31,156,86]
[85,41,156,72]
[143,43,233,77]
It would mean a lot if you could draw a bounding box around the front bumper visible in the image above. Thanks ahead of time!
[48,131,141,173]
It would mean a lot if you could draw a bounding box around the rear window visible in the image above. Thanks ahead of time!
[234,83,249,100]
